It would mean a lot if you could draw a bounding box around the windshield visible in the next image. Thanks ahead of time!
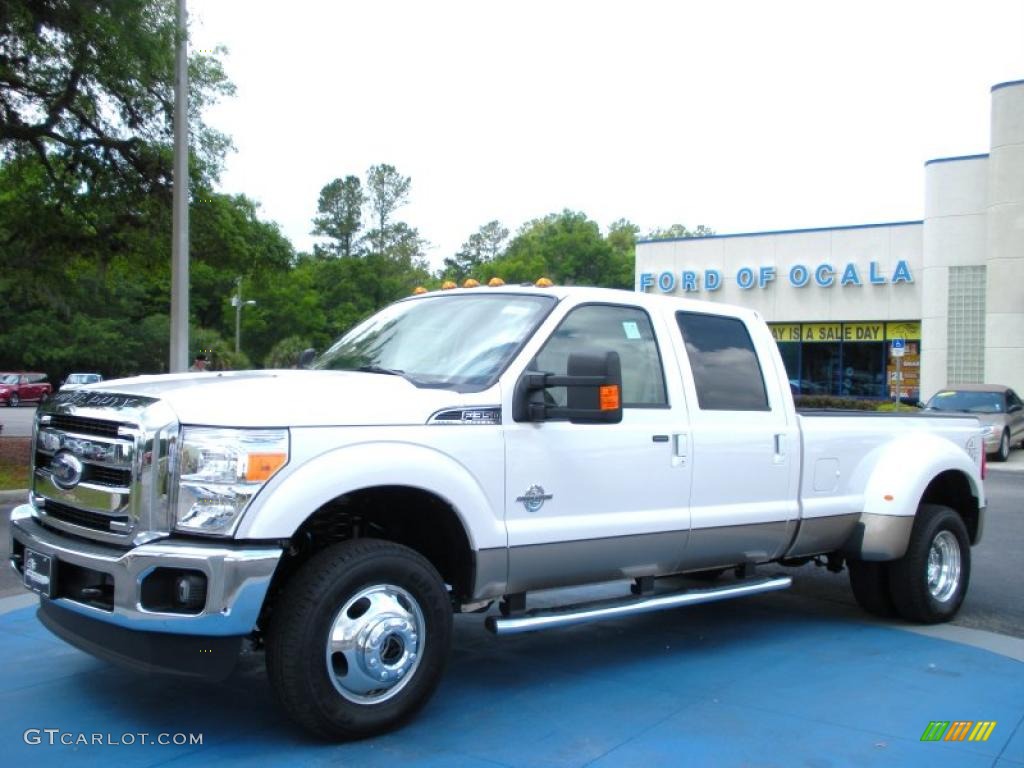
[926,390,1004,414]
[314,293,556,390]
[67,374,100,384]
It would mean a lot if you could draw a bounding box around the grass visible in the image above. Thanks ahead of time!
[0,438,31,491]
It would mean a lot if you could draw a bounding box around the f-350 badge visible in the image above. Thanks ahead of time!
[516,485,553,513]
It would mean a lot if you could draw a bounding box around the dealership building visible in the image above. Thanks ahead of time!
[635,79,1024,401]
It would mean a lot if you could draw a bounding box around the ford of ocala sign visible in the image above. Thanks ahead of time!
[639,260,914,293]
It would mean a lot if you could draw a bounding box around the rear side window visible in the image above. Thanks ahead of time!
[675,312,769,411]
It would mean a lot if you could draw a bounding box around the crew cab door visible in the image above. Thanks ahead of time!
[501,302,692,593]
[669,310,801,570]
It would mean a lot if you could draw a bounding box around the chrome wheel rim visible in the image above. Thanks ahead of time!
[325,584,425,704]
[926,531,961,603]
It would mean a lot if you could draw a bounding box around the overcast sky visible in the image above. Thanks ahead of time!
[189,0,1023,268]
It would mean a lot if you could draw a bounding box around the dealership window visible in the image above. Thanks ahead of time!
[841,343,886,397]
[768,322,919,399]
[800,342,840,395]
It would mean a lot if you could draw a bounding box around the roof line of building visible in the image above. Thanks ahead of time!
[991,78,1024,92]
[636,220,923,244]
[924,153,989,166]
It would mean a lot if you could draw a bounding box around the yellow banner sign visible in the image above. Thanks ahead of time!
[768,324,801,342]
[842,323,884,341]
[802,323,843,342]
[885,321,921,340]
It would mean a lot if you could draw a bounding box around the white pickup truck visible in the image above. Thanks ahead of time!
[10,286,986,739]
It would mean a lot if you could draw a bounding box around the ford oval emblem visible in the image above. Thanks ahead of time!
[50,450,84,490]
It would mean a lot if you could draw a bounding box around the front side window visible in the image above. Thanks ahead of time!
[315,293,555,391]
[676,312,769,411]
[532,304,667,407]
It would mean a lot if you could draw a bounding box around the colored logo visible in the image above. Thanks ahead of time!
[920,721,996,742]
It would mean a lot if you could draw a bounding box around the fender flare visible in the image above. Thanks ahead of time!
[848,432,982,560]
[234,440,505,550]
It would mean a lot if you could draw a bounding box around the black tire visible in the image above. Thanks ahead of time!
[9,393,19,407]
[265,539,452,740]
[991,430,1010,462]
[889,504,970,624]
[848,559,896,617]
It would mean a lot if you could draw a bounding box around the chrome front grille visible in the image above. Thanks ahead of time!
[40,499,133,534]
[34,452,131,488]
[47,414,122,439]
[31,392,179,546]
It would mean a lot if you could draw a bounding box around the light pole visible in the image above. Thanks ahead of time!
[169,0,189,372]
[232,276,256,355]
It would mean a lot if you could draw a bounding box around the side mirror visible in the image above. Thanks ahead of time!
[513,351,623,424]
[298,348,316,369]
[1009,403,1023,413]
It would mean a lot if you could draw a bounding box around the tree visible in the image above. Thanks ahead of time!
[442,220,509,281]
[646,223,715,240]
[0,0,233,198]
[492,210,617,287]
[606,218,640,289]
[264,335,312,369]
[365,163,410,252]
[311,175,364,257]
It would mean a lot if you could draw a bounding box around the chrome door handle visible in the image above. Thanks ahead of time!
[774,433,786,464]
[672,433,687,466]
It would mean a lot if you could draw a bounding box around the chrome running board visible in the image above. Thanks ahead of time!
[485,575,792,636]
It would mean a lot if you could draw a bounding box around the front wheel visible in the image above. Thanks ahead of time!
[9,393,18,407]
[889,504,970,624]
[265,539,453,740]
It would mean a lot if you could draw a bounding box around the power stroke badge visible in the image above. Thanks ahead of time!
[516,485,553,513]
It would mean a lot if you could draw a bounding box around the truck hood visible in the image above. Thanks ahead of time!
[76,370,488,427]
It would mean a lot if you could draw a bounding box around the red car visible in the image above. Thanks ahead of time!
[0,372,53,407]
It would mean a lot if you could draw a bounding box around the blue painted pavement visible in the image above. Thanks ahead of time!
[1,592,1022,767]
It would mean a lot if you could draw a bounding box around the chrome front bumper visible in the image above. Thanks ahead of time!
[9,504,282,637]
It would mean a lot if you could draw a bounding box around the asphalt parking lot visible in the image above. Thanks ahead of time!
[0,404,36,437]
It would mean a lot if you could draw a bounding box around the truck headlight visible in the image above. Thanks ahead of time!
[175,427,289,535]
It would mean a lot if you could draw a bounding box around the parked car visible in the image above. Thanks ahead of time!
[60,372,104,390]
[0,372,52,407]
[923,384,1024,461]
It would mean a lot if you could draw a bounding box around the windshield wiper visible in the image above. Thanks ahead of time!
[357,364,405,377]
